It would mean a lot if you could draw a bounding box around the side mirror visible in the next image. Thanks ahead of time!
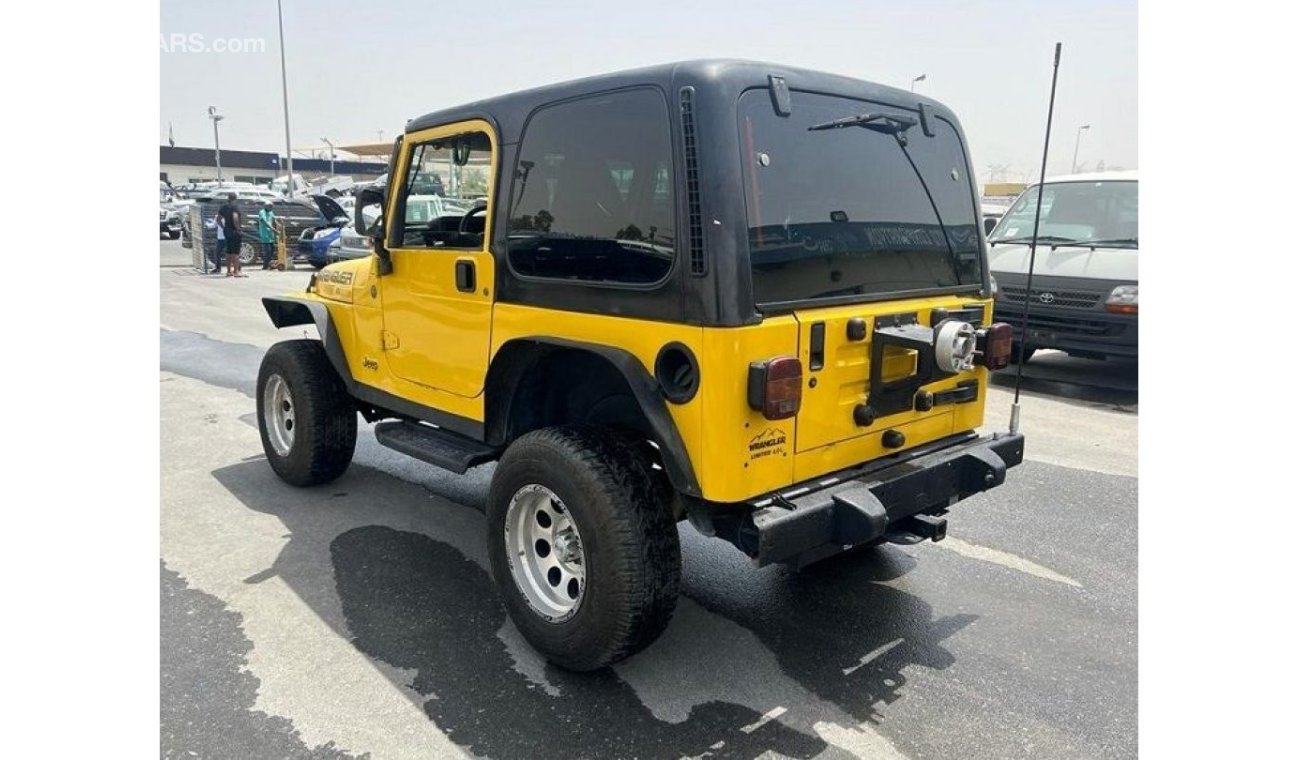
[354,186,392,275]
[354,186,385,234]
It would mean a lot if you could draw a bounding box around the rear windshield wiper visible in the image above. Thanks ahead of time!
[808,112,918,134]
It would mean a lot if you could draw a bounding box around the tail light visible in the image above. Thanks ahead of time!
[975,323,1014,371]
[747,356,802,420]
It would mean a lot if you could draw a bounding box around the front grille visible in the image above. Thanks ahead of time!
[1001,286,1102,308]
[995,308,1122,337]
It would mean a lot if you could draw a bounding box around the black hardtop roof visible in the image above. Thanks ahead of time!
[405,59,958,142]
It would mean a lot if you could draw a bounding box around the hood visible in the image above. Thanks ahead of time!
[309,194,349,224]
[988,242,1138,281]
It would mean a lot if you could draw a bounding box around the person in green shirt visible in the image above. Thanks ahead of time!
[257,202,278,270]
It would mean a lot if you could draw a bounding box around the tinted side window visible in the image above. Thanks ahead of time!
[508,89,675,284]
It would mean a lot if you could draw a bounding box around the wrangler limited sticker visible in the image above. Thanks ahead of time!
[748,427,788,460]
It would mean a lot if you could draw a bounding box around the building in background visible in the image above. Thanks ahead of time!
[160,145,386,186]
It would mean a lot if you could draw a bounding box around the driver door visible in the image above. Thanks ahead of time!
[380,121,497,399]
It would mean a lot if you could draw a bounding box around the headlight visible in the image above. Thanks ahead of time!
[934,320,977,372]
[1105,285,1138,315]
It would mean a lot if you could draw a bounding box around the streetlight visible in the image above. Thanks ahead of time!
[321,137,335,176]
[207,106,225,183]
[1072,124,1091,173]
[911,73,927,92]
[276,0,294,196]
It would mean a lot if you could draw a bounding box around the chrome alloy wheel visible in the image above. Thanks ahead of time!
[263,374,295,457]
[504,484,586,622]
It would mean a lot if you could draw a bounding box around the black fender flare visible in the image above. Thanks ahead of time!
[485,337,702,498]
[261,297,356,394]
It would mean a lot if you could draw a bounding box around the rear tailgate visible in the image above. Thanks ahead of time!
[793,295,990,459]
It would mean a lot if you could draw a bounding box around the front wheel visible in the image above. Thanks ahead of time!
[256,340,357,486]
[487,426,681,671]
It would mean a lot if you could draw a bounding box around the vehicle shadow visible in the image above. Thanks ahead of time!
[989,351,1138,408]
[212,458,973,756]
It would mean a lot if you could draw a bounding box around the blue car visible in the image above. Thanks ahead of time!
[296,195,351,269]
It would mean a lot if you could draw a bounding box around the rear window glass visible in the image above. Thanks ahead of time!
[739,89,982,305]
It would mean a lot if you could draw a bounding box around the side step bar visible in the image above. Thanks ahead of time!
[373,421,501,474]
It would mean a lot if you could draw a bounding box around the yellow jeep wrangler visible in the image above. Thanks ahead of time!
[257,60,1023,670]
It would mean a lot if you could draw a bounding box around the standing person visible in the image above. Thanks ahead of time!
[257,201,278,270]
[217,193,245,277]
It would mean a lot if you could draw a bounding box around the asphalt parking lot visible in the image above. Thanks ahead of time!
[159,239,1138,759]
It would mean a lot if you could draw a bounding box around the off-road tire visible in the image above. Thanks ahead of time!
[256,340,356,486]
[487,426,682,671]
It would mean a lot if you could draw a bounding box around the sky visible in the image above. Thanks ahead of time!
[160,0,1136,182]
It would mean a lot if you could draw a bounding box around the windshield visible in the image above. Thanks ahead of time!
[739,90,982,306]
[989,180,1138,245]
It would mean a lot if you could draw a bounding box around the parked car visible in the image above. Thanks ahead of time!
[981,201,1009,235]
[986,170,1138,361]
[182,194,331,265]
[160,206,183,239]
[329,196,431,264]
[296,195,352,269]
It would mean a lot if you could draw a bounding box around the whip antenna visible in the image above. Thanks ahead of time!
[1010,42,1062,435]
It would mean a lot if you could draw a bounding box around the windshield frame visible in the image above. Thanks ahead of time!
[738,87,988,314]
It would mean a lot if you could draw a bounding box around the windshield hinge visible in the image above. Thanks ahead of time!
[768,75,791,116]
[918,103,936,137]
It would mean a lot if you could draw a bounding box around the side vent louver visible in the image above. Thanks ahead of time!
[680,87,706,276]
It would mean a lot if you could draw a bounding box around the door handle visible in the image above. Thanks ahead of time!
[455,260,475,293]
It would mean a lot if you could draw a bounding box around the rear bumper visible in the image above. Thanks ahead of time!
[733,432,1024,566]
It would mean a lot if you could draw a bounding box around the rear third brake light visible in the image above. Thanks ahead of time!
[976,323,1014,371]
[747,356,802,420]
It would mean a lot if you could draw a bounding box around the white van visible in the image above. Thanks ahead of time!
[986,171,1138,361]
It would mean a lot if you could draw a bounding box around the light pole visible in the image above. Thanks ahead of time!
[207,106,225,183]
[277,0,294,196]
[1072,124,1091,173]
[911,74,927,92]
[321,137,335,176]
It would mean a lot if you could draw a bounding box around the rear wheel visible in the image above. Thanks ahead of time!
[487,426,681,671]
[239,240,259,266]
[256,340,356,486]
